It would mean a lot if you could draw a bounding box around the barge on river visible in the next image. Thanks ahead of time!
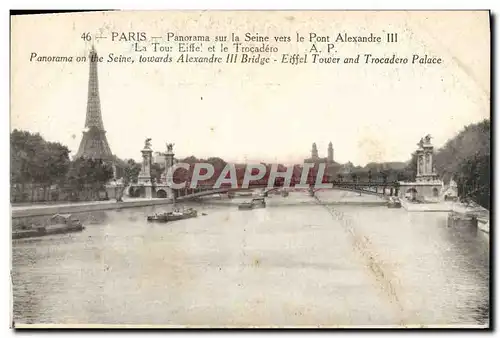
[147,208,198,223]
[12,214,85,240]
[238,198,266,210]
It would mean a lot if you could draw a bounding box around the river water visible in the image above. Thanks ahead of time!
[11,191,489,327]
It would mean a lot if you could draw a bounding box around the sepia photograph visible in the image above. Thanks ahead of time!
[9,10,490,328]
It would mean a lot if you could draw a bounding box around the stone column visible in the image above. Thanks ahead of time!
[428,150,434,176]
[138,146,153,198]
[165,151,175,179]
[425,152,431,176]
[163,144,175,199]
[416,153,420,176]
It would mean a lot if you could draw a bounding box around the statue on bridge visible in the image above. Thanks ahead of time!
[166,142,175,153]
[144,138,152,149]
[417,138,424,148]
[417,135,432,148]
[424,134,432,145]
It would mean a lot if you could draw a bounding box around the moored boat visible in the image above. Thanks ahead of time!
[252,197,266,209]
[238,201,254,210]
[478,220,489,236]
[447,212,478,229]
[12,214,85,240]
[238,198,266,210]
[147,208,198,222]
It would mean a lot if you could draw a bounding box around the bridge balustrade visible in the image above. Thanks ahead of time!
[170,177,400,200]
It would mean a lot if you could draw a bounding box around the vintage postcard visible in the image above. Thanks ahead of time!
[10,10,490,328]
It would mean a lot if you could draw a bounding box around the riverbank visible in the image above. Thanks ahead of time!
[401,199,489,217]
[400,199,454,212]
[400,198,489,238]
[12,190,389,219]
[11,197,174,219]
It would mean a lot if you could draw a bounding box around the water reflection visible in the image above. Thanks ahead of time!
[12,195,489,326]
[440,216,489,326]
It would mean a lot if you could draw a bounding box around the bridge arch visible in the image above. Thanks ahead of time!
[156,189,168,198]
[432,187,439,197]
[176,187,234,201]
[263,187,280,196]
[128,186,142,198]
[406,187,418,201]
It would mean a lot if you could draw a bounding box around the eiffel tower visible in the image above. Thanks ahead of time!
[75,45,113,160]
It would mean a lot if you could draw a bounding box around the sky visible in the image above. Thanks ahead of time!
[10,11,490,166]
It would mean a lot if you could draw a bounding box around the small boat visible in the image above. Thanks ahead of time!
[12,214,85,240]
[147,208,198,222]
[252,197,266,209]
[238,201,254,210]
[387,197,402,208]
[238,198,266,210]
[447,212,478,229]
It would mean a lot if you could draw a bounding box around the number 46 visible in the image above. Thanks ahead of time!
[81,33,92,41]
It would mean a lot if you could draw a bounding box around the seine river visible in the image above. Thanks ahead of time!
[11,191,489,327]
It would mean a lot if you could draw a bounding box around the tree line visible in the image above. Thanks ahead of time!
[10,129,114,202]
[433,119,490,209]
